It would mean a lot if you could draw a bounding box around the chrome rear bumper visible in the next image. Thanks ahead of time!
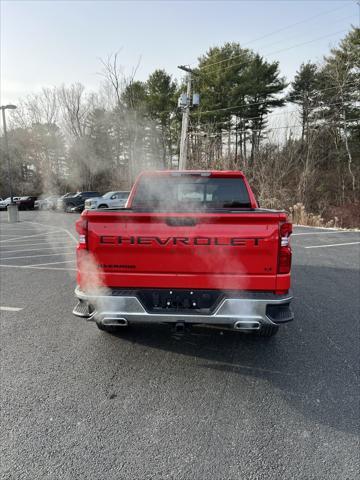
[73,286,293,330]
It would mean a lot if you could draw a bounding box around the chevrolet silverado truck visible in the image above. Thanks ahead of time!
[73,170,293,336]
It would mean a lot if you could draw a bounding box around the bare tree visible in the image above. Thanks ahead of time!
[57,83,89,138]
[98,51,124,108]
[10,87,59,128]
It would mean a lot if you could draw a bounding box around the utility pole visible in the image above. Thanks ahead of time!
[178,65,194,170]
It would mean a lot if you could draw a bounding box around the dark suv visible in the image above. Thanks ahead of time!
[62,192,101,213]
[16,196,38,210]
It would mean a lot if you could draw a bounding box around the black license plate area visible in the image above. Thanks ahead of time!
[137,289,223,314]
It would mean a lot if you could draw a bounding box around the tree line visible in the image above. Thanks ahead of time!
[0,27,359,225]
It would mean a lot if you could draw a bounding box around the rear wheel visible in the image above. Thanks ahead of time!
[65,203,75,213]
[257,324,279,337]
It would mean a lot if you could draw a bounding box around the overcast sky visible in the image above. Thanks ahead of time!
[0,0,357,104]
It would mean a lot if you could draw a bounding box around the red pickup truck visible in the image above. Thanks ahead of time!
[73,170,293,336]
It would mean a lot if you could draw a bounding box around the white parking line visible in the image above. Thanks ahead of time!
[26,260,76,267]
[0,264,76,272]
[23,221,78,243]
[293,231,359,236]
[0,231,66,243]
[305,242,360,249]
[22,220,65,230]
[0,306,23,312]
[0,241,73,249]
[1,246,75,254]
[0,237,70,246]
[0,252,75,260]
[0,229,41,233]
[294,224,359,231]
[0,234,31,237]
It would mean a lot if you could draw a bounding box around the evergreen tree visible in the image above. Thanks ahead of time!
[287,62,318,141]
[146,69,177,167]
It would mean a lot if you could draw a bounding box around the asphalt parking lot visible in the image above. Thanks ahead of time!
[1,211,359,480]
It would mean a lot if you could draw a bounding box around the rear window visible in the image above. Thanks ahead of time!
[132,176,251,210]
[119,192,129,199]
[82,192,100,197]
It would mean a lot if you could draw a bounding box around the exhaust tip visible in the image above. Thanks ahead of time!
[102,317,128,327]
[234,321,260,331]
[175,322,185,333]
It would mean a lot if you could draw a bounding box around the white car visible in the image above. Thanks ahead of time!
[0,197,21,209]
[35,195,59,210]
[84,191,130,210]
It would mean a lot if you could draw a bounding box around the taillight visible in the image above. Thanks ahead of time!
[75,217,88,249]
[278,222,292,274]
[280,222,292,246]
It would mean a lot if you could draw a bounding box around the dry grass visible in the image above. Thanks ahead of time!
[289,203,339,228]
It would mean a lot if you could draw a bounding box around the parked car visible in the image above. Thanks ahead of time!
[15,196,37,210]
[62,191,101,213]
[0,197,22,209]
[56,193,78,211]
[73,170,294,337]
[35,195,60,210]
[84,191,130,210]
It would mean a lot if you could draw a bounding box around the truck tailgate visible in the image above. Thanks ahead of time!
[82,211,284,290]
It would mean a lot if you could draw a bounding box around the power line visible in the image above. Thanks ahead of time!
[191,115,359,130]
[191,101,357,128]
[193,81,359,116]
[189,118,359,136]
[248,15,354,55]
[199,29,348,73]
[189,3,351,68]
[234,4,351,48]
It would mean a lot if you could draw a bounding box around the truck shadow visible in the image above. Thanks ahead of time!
[110,263,359,436]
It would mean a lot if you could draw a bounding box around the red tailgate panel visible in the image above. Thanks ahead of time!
[78,211,286,291]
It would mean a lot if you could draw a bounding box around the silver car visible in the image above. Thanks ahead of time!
[84,191,130,210]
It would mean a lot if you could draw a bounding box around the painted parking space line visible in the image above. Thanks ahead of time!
[22,220,67,230]
[305,242,360,249]
[26,260,76,267]
[23,221,78,243]
[0,252,75,260]
[0,229,43,233]
[0,231,67,243]
[294,224,359,230]
[0,306,23,312]
[293,231,359,236]
[0,234,36,238]
[0,264,76,272]
[1,246,75,254]
[0,233,70,247]
[0,241,74,249]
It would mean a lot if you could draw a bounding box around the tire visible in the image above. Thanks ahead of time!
[65,203,75,213]
[96,320,129,334]
[98,204,108,209]
[257,324,279,337]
